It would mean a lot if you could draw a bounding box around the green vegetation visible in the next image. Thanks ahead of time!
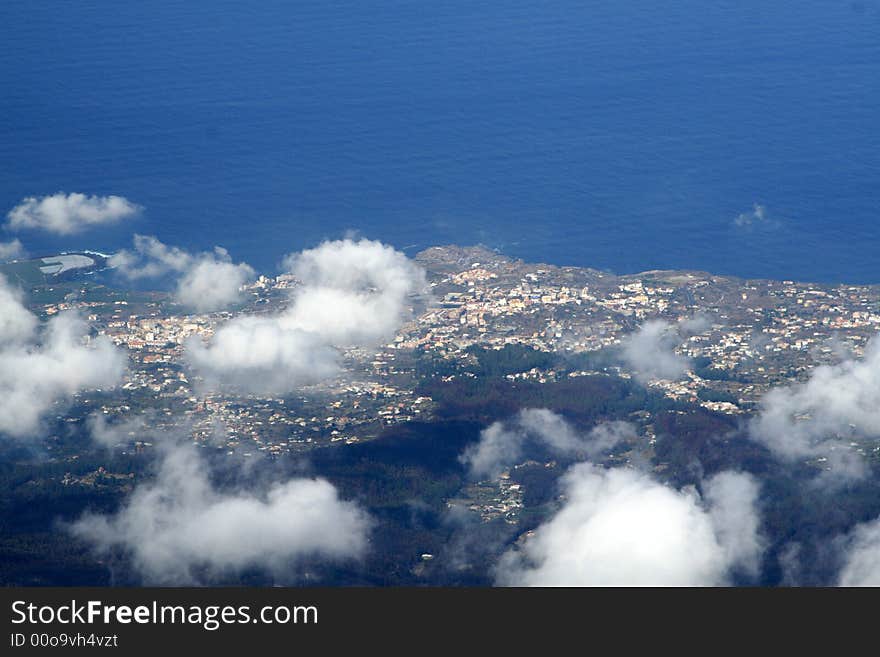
[463,343,557,377]
[0,259,52,287]
[419,373,681,425]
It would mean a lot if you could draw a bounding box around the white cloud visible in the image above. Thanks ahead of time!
[837,517,880,586]
[70,442,371,584]
[175,253,254,313]
[187,315,341,394]
[461,421,529,481]
[109,235,191,279]
[279,238,427,344]
[678,313,712,336]
[461,409,636,480]
[0,277,127,437]
[620,319,690,382]
[733,203,782,230]
[187,238,427,394]
[703,471,765,579]
[733,203,769,228]
[0,239,25,261]
[87,413,153,449]
[111,236,254,312]
[496,465,763,586]
[0,277,38,346]
[749,336,880,480]
[6,193,140,235]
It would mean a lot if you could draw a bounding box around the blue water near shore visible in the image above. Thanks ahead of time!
[1,1,878,282]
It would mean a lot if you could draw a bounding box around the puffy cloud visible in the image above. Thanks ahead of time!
[87,413,154,449]
[703,471,765,579]
[496,465,763,586]
[111,236,254,312]
[678,313,712,336]
[0,278,127,437]
[461,421,529,481]
[0,278,38,346]
[283,238,409,291]
[777,543,804,586]
[837,518,880,586]
[187,238,427,394]
[187,315,340,393]
[461,409,636,479]
[620,319,690,382]
[749,337,880,480]
[733,203,769,228]
[278,238,428,344]
[175,255,255,313]
[0,239,25,261]
[6,193,140,235]
[733,203,782,230]
[110,235,191,279]
[70,443,371,583]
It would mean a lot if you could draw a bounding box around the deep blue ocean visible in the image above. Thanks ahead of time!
[1,1,878,282]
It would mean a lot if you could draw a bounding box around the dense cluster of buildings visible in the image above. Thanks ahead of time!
[48,246,880,461]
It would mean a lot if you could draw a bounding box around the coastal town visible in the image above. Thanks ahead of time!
[5,243,880,578]
[25,245,880,465]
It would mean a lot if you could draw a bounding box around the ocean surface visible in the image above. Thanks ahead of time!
[1,1,878,283]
